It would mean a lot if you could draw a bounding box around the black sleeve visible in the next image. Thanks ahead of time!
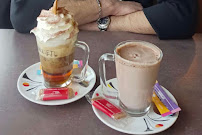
[10,0,55,33]
[0,0,12,29]
[143,0,197,39]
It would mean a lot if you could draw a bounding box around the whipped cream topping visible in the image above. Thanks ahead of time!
[31,7,79,43]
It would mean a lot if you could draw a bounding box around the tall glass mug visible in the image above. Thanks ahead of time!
[36,38,89,88]
[99,40,163,116]
[30,7,90,88]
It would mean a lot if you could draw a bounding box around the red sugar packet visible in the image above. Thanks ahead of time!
[91,97,127,120]
[37,87,74,101]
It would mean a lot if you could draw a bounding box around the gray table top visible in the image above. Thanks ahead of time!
[0,29,202,135]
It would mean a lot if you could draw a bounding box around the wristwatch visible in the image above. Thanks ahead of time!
[97,16,111,31]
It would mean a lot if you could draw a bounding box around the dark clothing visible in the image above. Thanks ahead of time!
[10,0,55,33]
[0,0,12,28]
[0,0,198,39]
[0,0,54,31]
[142,0,198,39]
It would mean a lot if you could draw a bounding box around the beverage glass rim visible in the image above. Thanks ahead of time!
[114,40,163,66]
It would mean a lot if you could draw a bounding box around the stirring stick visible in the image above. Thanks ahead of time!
[52,0,58,14]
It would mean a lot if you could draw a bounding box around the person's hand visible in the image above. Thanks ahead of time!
[101,0,143,17]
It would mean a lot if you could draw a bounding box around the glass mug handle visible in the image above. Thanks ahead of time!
[71,41,90,82]
[99,53,118,99]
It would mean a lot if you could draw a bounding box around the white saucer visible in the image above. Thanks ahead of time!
[92,78,179,134]
[17,62,96,105]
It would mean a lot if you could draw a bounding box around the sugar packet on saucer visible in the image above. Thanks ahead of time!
[36,87,74,101]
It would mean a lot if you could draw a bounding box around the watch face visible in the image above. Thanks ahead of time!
[97,17,110,31]
[98,17,109,24]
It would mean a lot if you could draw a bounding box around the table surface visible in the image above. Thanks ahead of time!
[0,29,202,135]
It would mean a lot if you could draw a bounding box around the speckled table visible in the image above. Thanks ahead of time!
[0,29,201,135]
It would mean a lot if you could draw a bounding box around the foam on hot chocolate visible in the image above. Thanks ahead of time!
[116,42,161,67]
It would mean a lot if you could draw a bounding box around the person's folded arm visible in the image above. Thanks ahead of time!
[125,0,153,8]
[10,0,143,33]
[108,10,155,34]
[80,0,197,39]
[79,10,155,34]
[58,0,142,25]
